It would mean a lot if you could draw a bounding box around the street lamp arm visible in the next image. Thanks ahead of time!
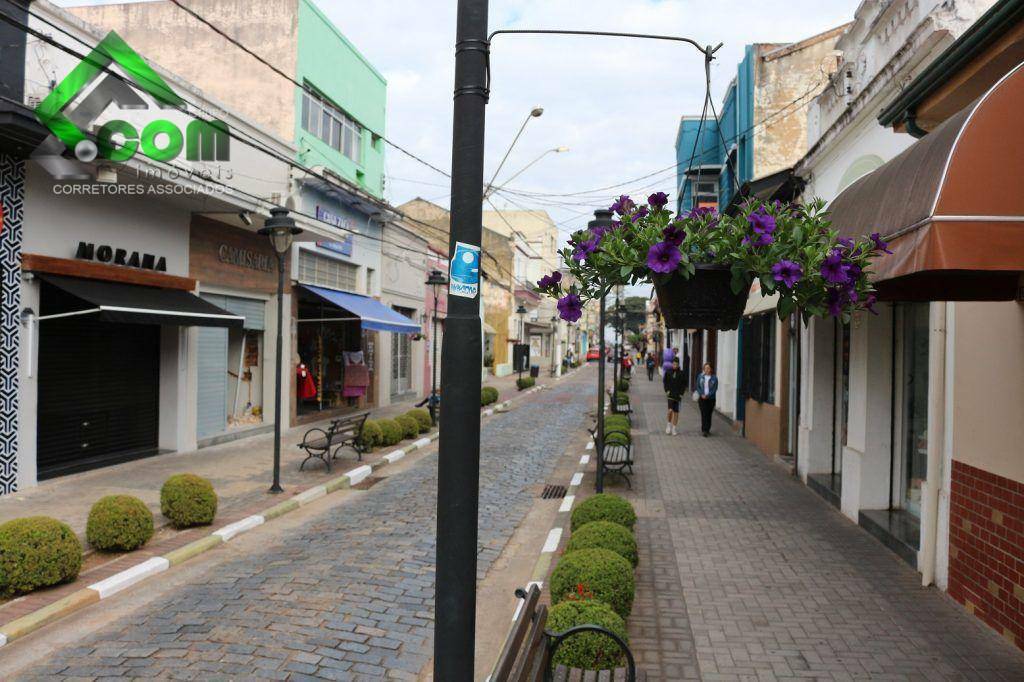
[489,147,565,193]
[487,29,721,56]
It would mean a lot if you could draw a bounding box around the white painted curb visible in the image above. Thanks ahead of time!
[558,495,575,513]
[541,528,563,553]
[482,408,494,417]
[412,437,432,449]
[89,557,170,599]
[213,515,265,542]
[569,472,583,487]
[345,464,372,486]
[579,454,590,465]
[294,485,327,505]
[384,449,406,464]
[585,441,594,450]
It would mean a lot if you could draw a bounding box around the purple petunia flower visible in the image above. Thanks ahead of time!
[748,208,776,235]
[826,288,844,317]
[571,237,599,262]
[870,232,893,254]
[609,195,635,216]
[662,224,686,246]
[843,263,862,282]
[820,249,849,285]
[864,294,879,315]
[837,237,855,250]
[536,271,562,291]
[632,206,649,220]
[771,260,803,289]
[648,191,669,209]
[646,241,681,274]
[688,206,716,219]
[743,231,774,248]
[557,293,583,322]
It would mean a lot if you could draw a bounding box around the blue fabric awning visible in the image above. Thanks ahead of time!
[301,284,420,334]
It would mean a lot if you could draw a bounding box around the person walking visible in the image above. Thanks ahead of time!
[696,362,718,436]
[663,355,686,435]
[645,353,656,381]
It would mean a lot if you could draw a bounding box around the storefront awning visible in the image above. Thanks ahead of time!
[826,60,1024,301]
[39,275,243,327]
[300,284,420,334]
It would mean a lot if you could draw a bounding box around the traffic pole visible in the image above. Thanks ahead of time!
[434,0,489,679]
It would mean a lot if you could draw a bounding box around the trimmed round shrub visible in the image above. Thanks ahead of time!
[378,419,403,446]
[358,419,383,450]
[614,391,629,405]
[603,431,630,448]
[516,376,536,390]
[86,495,154,552]
[395,414,420,439]
[566,520,638,567]
[547,599,628,670]
[406,408,432,433]
[604,415,630,431]
[480,386,499,406]
[160,474,218,529]
[550,548,635,619]
[618,379,630,392]
[0,517,82,597]
[571,493,637,532]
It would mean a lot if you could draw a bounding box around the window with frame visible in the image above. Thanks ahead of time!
[298,249,358,292]
[741,313,775,403]
[301,90,364,165]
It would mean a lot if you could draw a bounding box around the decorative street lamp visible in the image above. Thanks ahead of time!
[426,269,448,425]
[516,303,528,382]
[549,314,558,376]
[586,209,617,495]
[258,207,302,494]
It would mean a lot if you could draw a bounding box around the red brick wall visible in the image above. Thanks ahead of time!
[949,459,1024,649]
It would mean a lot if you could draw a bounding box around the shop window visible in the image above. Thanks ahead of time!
[390,306,415,397]
[301,88,364,165]
[299,249,358,292]
[741,313,775,403]
[896,303,929,517]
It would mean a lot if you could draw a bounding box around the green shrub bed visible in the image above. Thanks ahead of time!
[571,493,637,532]
[550,548,635,619]
[407,408,432,433]
[0,517,82,598]
[160,474,217,529]
[378,419,403,446]
[395,414,420,440]
[481,386,499,406]
[86,495,154,552]
[603,431,630,447]
[617,379,630,392]
[358,419,383,450]
[516,376,536,390]
[566,520,638,567]
[547,599,629,670]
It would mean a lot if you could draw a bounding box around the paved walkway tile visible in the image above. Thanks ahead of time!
[613,374,1024,680]
[18,372,590,680]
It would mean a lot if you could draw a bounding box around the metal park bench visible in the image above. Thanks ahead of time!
[297,412,369,472]
[587,425,635,489]
[491,585,643,682]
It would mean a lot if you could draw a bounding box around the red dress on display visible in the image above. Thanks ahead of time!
[297,363,317,399]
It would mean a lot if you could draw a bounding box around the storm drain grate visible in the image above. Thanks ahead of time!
[541,484,567,499]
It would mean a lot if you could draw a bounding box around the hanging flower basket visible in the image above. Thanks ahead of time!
[653,264,747,330]
[536,191,891,328]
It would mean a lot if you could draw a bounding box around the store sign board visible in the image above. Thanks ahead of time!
[217,244,272,272]
[75,241,166,271]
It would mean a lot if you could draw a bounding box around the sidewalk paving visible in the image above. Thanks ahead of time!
[599,374,1024,680]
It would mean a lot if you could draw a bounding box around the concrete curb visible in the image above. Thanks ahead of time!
[0,389,537,649]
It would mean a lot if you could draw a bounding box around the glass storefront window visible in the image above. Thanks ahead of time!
[900,303,930,517]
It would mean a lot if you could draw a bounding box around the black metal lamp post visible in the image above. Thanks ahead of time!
[258,207,302,494]
[516,304,528,381]
[549,314,558,376]
[587,209,616,495]
[426,269,448,425]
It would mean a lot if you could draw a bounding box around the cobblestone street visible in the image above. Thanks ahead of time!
[14,373,590,680]
[618,375,1024,680]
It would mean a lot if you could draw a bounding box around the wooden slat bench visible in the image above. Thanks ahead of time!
[491,585,643,682]
[586,426,635,489]
[297,412,369,472]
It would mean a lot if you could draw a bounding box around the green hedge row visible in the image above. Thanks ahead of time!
[0,473,219,598]
[548,493,640,670]
[516,376,536,390]
[359,408,436,451]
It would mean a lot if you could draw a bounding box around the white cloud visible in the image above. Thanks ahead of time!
[55,0,861,242]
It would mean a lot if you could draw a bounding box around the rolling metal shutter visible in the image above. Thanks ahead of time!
[36,316,160,479]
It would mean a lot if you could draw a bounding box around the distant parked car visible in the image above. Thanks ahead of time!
[586,349,601,361]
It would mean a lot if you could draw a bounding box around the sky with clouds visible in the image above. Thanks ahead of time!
[56,0,861,242]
